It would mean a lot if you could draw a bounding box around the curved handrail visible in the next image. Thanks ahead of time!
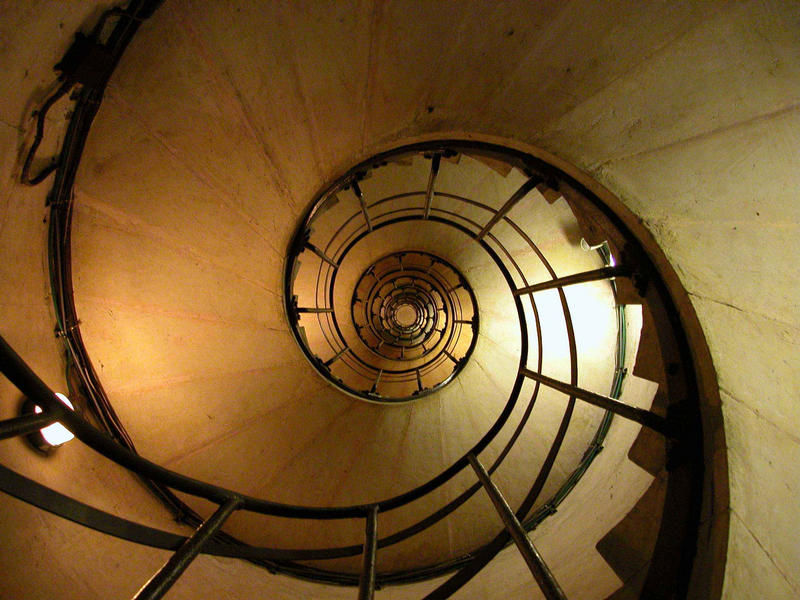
[9,143,700,595]
[40,140,693,593]
[45,143,656,571]
[38,58,623,579]
[2,1,708,595]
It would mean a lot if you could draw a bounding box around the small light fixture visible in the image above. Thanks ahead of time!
[22,393,75,453]
[580,237,605,252]
[581,238,616,267]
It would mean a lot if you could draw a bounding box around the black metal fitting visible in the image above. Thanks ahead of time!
[55,33,115,89]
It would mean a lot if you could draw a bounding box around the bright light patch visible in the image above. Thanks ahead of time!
[34,393,75,447]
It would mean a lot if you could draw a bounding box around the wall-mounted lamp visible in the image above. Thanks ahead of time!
[580,238,605,252]
[581,238,616,267]
[22,393,75,453]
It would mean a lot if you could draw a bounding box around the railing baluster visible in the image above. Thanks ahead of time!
[475,177,540,241]
[513,265,632,296]
[352,180,373,232]
[423,153,441,219]
[0,410,64,441]
[324,347,348,367]
[467,453,567,600]
[305,242,339,269]
[370,370,383,394]
[133,497,242,600]
[358,505,379,600]
[296,307,334,314]
[520,367,671,435]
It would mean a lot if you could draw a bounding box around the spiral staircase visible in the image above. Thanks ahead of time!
[0,2,745,599]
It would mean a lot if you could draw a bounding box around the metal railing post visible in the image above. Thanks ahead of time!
[467,453,567,600]
[423,153,441,219]
[133,496,242,600]
[520,367,671,435]
[475,177,540,241]
[352,180,373,232]
[513,265,632,296]
[0,410,64,441]
[358,505,379,600]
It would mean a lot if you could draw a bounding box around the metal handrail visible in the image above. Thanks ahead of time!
[2,0,706,595]
[0,269,625,568]
[42,144,693,595]
[35,169,627,578]
[60,154,654,562]
[4,136,699,597]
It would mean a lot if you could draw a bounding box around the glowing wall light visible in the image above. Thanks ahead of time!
[23,393,75,452]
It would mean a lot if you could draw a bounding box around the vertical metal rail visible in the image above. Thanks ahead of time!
[358,505,379,600]
[24,129,706,594]
[324,346,348,367]
[520,367,670,435]
[352,180,373,232]
[133,497,242,600]
[474,177,540,241]
[0,410,64,441]
[512,265,632,296]
[370,369,383,394]
[467,453,567,600]
[305,242,339,269]
[423,153,441,219]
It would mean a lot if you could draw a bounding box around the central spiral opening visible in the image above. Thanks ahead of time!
[351,251,477,369]
[283,141,625,413]
[393,304,416,328]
